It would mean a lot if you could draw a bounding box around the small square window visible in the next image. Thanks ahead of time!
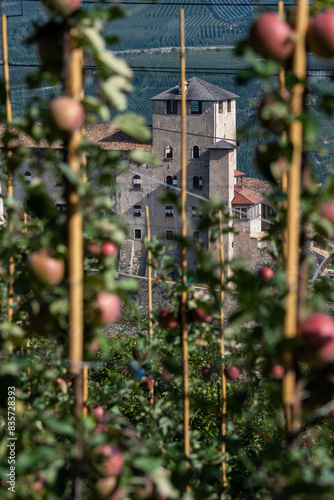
[227,100,231,112]
[134,205,141,217]
[165,206,173,217]
[134,229,142,239]
[165,146,173,159]
[166,230,173,240]
[190,101,202,114]
[56,203,66,213]
[193,231,200,240]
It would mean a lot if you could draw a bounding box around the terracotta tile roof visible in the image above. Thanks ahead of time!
[242,177,271,194]
[232,187,265,205]
[0,123,151,152]
[234,169,246,177]
[85,124,151,151]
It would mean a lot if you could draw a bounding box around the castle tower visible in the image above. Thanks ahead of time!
[150,77,239,267]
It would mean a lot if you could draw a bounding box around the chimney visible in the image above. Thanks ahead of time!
[179,80,188,95]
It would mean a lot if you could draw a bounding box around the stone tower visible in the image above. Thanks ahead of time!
[150,77,239,268]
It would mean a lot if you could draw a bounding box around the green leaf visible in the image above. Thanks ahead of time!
[82,27,105,54]
[117,278,139,292]
[114,113,151,144]
[129,150,158,166]
[46,418,75,436]
[101,77,130,111]
[133,456,163,471]
[16,446,55,474]
[97,51,133,79]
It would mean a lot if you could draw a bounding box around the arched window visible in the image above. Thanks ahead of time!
[193,176,203,190]
[173,175,177,186]
[24,171,31,185]
[165,146,173,159]
[193,145,199,159]
[166,175,173,188]
[132,175,142,189]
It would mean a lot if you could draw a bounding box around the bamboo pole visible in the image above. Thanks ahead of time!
[179,9,190,477]
[2,15,14,333]
[145,206,153,341]
[82,364,88,417]
[278,1,288,262]
[63,27,84,500]
[64,29,84,382]
[145,206,154,405]
[282,0,308,434]
[219,210,226,487]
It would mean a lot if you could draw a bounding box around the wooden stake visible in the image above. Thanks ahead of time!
[64,29,84,381]
[2,15,14,327]
[180,9,190,478]
[219,210,226,487]
[145,206,153,341]
[63,27,84,500]
[278,1,288,262]
[282,0,308,434]
[83,364,88,417]
[145,206,154,405]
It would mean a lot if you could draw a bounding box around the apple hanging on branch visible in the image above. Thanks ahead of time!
[40,0,82,18]
[158,308,179,330]
[27,250,65,286]
[298,313,334,364]
[48,96,85,135]
[307,9,334,58]
[248,12,295,61]
[258,267,275,283]
[86,291,121,326]
[319,199,334,224]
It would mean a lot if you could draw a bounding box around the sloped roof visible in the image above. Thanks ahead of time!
[151,77,239,101]
[0,123,151,152]
[206,139,237,150]
[232,187,265,205]
[234,169,246,177]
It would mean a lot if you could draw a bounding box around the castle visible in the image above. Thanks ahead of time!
[116,77,269,273]
[1,77,272,274]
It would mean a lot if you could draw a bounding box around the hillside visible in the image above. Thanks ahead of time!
[2,0,334,183]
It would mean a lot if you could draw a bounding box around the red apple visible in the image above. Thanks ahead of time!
[94,444,124,476]
[87,240,101,255]
[91,292,121,325]
[94,405,104,422]
[132,346,146,362]
[201,364,213,378]
[158,308,179,330]
[161,367,172,381]
[248,12,295,61]
[270,364,285,380]
[141,378,155,389]
[89,338,101,353]
[191,307,213,323]
[102,242,118,258]
[41,0,82,17]
[225,365,239,380]
[298,313,334,364]
[258,267,275,283]
[49,96,84,133]
[28,251,65,286]
[320,200,334,224]
[307,9,334,58]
